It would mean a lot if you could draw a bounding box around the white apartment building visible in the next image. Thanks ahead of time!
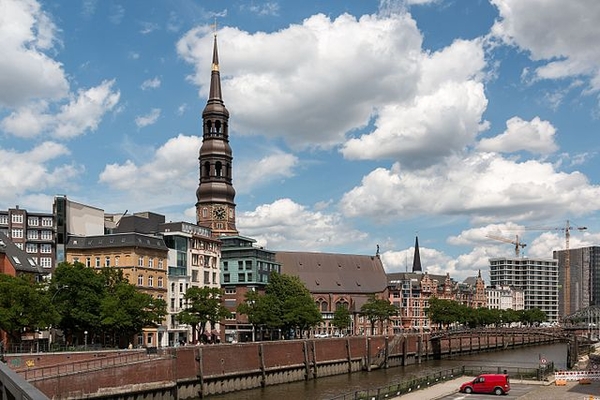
[160,222,221,346]
[489,257,558,322]
[486,285,524,311]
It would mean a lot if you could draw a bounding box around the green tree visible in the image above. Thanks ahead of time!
[237,273,322,339]
[427,297,463,328]
[178,286,229,343]
[331,306,352,334]
[49,261,105,344]
[0,274,59,345]
[360,295,397,335]
[265,273,321,338]
[100,270,167,347]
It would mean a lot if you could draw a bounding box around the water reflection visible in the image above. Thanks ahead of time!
[205,343,567,400]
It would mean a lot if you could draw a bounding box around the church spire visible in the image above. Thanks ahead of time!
[196,34,237,236]
[412,236,422,272]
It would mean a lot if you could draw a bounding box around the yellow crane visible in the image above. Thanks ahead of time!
[486,234,527,257]
[522,220,587,316]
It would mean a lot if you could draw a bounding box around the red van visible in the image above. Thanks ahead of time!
[459,374,510,395]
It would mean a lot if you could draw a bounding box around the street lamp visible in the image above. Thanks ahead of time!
[84,331,88,349]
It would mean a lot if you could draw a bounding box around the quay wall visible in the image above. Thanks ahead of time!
[6,329,565,399]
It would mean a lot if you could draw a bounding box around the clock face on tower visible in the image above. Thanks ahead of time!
[213,206,226,220]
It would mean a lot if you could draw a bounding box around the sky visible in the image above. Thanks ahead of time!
[1,0,600,283]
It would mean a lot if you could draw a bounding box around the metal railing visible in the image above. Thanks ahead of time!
[19,350,167,381]
[0,361,48,400]
[328,364,555,400]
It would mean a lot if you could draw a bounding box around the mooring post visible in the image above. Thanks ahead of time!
[303,341,311,380]
[346,338,352,373]
[367,337,372,371]
[259,344,266,387]
[196,347,204,399]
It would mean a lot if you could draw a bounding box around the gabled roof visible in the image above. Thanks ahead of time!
[276,251,388,294]
[0,232,44,275]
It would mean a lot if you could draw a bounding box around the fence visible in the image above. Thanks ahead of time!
[328,364,555,400]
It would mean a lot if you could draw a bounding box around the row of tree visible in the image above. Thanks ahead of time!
[0,262,168,349]
[0,262,550,350]
[427,298,547,328]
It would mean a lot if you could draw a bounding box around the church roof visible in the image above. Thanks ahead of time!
[275,251,388,294]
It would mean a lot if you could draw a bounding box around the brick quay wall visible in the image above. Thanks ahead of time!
[5,329,566,399]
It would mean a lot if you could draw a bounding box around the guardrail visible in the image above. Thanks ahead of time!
[0,361,48,400]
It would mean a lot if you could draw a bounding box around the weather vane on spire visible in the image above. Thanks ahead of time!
[213,17,218,37]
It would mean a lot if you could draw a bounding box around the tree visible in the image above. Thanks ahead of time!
[100,271,167,347]
[50,261,167,347]
[0,274,59,346]
[331,306,352,334]
[178,287,229,343]
[360,295,397,335]
[50,261,105,344]
[237,273,322,339]
[427,297,463,328]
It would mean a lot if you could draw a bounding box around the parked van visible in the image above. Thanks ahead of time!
[459,374,510,395]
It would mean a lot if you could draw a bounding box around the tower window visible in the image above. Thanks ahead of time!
[203,161,210,178]
[215,161,222,177]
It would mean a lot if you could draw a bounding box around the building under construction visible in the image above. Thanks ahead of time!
[554,246,600,318]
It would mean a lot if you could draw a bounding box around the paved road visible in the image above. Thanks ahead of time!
[394,377,600,400]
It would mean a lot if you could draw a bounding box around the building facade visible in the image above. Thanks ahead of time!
[0,206,55,270]
[489,257,559,322]
[65,233,169,347]
[220,235,281,343]
[159,222,221,346]
[486,285,525,311]
[276,251,389,336]
[554,246,600,317]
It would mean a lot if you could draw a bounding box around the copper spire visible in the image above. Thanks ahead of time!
[209,34,223,101]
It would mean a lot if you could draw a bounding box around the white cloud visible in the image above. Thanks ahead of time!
[339,153,600,224]
[241,2,279,16]
[141,77,161,90]
[0,142,80,203]
[0,0,68,107]
[98,134,202,208]
[135,108,161,128]
[177,12,423,149]
[235,152,299,194]
[1,80,121,139]
[237,198,368,250]
[478,116,558,154]
[491,0,600,92]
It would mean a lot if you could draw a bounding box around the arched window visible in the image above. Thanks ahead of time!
[215,161,222,177]
[203,161,211,178]
[215,120,221,133]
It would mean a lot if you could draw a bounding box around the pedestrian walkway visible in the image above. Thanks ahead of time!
[390,376,474,399]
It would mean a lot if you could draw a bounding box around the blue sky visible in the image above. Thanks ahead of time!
[1,0,600,282]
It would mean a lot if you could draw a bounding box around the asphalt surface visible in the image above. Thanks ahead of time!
[393,377,600,400]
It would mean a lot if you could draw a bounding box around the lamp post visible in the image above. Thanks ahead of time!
[84,331,88,350]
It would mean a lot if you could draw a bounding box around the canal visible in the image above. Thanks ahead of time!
[205,342,568,400]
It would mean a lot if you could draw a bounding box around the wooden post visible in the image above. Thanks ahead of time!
[195,347,204,398]
[384,336,389,369]
[303,341,311,380]
[346,338,352,373]
[259,344,266,387]
[311,340,318,378]
[367,338,372,371]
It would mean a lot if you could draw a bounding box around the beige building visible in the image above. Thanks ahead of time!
[66,233,169,347]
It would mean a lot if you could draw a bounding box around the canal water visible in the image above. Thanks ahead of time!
[205,343,567,400]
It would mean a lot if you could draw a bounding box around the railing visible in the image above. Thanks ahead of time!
[0,361,48,400]
[20,350,167,381]
[328,364,555,400]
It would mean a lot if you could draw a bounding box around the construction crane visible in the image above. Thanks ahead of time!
[486,234,527,257]
[523,220,587,316]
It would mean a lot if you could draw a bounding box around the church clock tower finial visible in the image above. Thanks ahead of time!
[196,34,238,236]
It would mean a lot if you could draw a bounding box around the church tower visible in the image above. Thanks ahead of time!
[196,35,238,236]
